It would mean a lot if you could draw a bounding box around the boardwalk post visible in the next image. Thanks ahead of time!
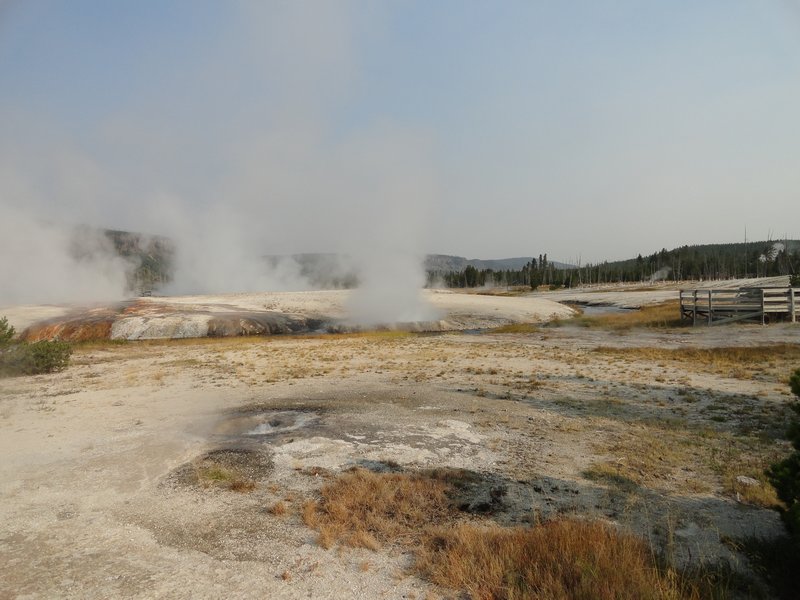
[761,289,765,325]
[791,287,796,324]
[692,290,697,326]
[708,290,713,325]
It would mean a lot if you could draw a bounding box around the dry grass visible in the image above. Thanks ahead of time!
[416,520,703,600]
[583,462,641,490]
[492,322,541,334]
[268,501,288,516]
[229,478,257,493]
[594,344,800,377]
[302,469,724,599]
[572,301,683,330]
[474,287,530,297]
[327,330,413,340]
[301,467,453,549]
[709,444,785,509]
[585,425,709,493]
[732,478,781,508]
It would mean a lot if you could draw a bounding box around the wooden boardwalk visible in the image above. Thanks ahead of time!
[680,287,798,326]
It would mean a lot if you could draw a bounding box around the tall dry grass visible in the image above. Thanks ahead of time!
[416,520,700,600]
[301,468,717,599]
[301,467,452,549]
[594,344,800,373]
[572,301,683,330]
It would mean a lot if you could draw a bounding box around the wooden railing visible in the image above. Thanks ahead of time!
[679,287,797,326]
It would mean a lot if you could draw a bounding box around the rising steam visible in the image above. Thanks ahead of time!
[0,3,437,325]
[0,209,136,305]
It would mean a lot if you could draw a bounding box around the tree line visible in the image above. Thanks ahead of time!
[428,241,800,289]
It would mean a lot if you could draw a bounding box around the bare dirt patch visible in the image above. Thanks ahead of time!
[166,446,274,492]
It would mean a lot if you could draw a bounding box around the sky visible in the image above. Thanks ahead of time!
[1,0,799,275]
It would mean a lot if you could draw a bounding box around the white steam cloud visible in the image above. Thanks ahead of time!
[0,208,136,305]
[0,2,438,324]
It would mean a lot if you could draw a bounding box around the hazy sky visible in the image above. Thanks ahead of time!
[1,0,799,264]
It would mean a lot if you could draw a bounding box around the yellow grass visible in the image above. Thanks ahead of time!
[594,344,800,376]
[573,301,683,330]
[301,467,452,549]
[416,521,702,600]
[302,468,718,599]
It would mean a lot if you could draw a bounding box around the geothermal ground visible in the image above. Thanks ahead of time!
[1,286,798,598]
[5,289,575,342]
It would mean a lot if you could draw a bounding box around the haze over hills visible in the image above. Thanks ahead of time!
[99,229,575,294]
[98,229,800,294]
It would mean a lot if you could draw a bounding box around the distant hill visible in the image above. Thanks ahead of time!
[429,240,800,288]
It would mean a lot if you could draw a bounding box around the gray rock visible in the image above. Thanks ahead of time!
[736,475,760,487]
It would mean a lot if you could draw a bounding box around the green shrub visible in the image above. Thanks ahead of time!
[768,368,800,536]
[0,316,72,377]
[0,316,14,347]
[790,274,800,287]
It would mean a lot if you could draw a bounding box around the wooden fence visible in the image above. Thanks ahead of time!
[679,287,797,326]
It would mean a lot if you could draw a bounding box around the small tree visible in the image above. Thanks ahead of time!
[0,316,14,347]
[769,369,800,537]
[0,316,72,377]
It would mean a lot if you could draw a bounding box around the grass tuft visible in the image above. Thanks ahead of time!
[302,467,452,550]
[268,501,288,515]
[416,520,705,600]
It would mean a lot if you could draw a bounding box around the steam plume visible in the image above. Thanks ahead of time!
[0,3,437,325]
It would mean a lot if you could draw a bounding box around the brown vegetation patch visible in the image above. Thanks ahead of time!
[474,287,530,297]
[573,301,682,330]
[268,501,288,516]
[416,520,705,600]
[301,467,455,549]
[585,427,705,492]
[587,423,785,505]
[710,443,785,509]
[302,468,728,598]
[594,344,800,377]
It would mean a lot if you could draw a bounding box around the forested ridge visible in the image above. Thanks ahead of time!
[428,240,800,289]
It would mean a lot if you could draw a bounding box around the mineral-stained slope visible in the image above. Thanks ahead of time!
[15,290,574,342]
